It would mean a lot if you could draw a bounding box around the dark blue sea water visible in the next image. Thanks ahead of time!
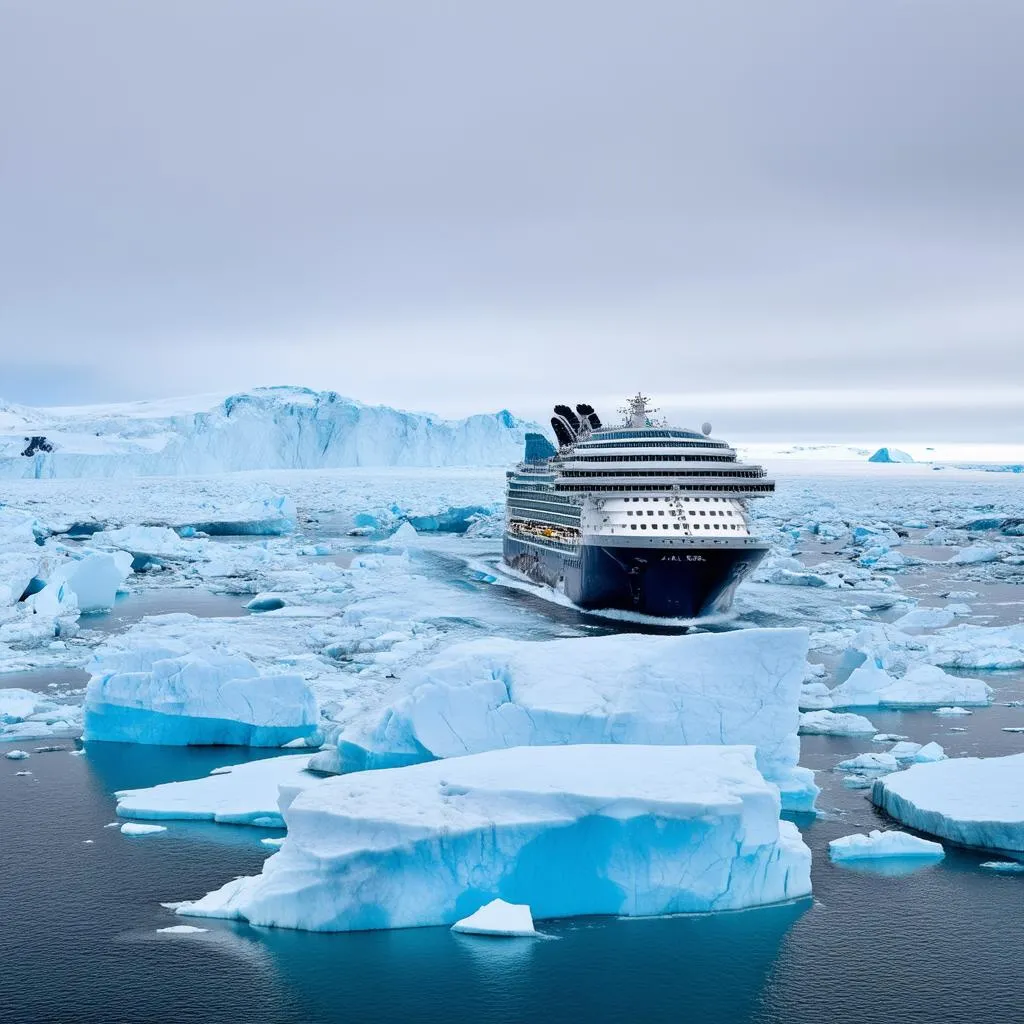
[4,544,1024,1023]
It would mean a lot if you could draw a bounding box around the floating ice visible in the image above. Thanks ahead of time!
[914,741,947,763]
[979,861,1024,873]
[176,745,812,932]
[84,644,319,747]
[121,822,167,836]
[181,496,298,536]
[836,752,898,773]
[829,829,944,861]
[336,628,817,811]
[827,662,991,710]
[949,545,1002,565]
[115,754,322,827]
[934,707,972,716]
[157,925,208,934]
[5,749,30,760]
[41,550,134,614]
[451,899,538,937]
[872,754,1024,852]
[894,607,956,630]
[798,710,877,736]
[91,526,199,567]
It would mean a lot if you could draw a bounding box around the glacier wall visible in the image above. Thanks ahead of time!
[0,386,537,478]
[177,744,813,932]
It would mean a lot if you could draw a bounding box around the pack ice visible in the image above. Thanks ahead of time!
[176,744,812,932]
[872,754,1024,852]
[337,627,817,811]
[83,643,319,746]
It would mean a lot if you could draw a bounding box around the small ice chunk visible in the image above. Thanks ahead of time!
[1002,727,1024,734]
[451,899,537,937]
[799,711,877,736]
[949,545,1001,565]
[15,770,32,776]
[157,925,208,934]
[934,707,973,716]
[889,741,923,761]
[120,822,167,836]
[913,742,947,763]
[979,861,1024,873]
[894,607,956,630]
[873,733,909,742]
[261,837,286,848]
[5,749,30,760]
[829,829,944,862]
[836,752,899,773]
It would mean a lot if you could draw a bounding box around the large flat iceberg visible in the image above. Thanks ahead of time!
[872,754,1024,852]
[83,644,319,747]
[336,628,817,811]
[177,744,811,932]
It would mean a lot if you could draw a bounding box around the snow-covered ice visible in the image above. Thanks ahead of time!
[115,754,322,827]
[335,628,817,811]
[451,899,538,938]
[872,754,1024,852]
[176,745,812,932]
[799,710,877,736]
[828,829,944,861]
[83,644,319,746]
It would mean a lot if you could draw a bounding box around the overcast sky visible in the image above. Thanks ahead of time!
[1,1,1022,441]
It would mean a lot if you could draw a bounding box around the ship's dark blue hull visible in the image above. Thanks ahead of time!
[503,536,766,617]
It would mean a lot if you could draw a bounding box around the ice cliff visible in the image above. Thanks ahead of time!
[0,386,536,477]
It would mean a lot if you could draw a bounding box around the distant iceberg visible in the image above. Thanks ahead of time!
[868,448,914,464]
[176,744,812,932]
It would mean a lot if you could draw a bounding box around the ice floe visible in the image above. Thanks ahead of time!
[176,744,812,932]
[798,711,877,736]
[335,628,817,811]
[121,822,167,836]
[872,754,1024,852]
[829,829,944,861]
[115,754,322,827]
[451,899,538,938]
[83,644,319,747]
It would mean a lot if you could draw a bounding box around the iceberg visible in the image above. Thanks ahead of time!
[37,550,134,614]
[83,644,319,747]
[798,710,877,736]
[868,448,914,464]
[828,829,944,861]
[894,607,956,630]
[827,662,991,710]
[948,545,1002,565]
[176,744,812,932]
[115,754,323,827]
[336,628,817,811]
[872,754,1024,852]
[836,752,898,773]
[451,899,538,938]
[179,496,298,536]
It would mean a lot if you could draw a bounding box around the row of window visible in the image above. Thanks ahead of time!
[579,438,730,450]
[624,508,736,518]
[560,469,766,479]
[566,454,736,464]
[557,483,774,493]
[627,522,743,531]
[592,429,710,441]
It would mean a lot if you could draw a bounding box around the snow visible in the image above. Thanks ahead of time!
[451,899,537,937]
[120,822,167,836]
[829,829,944,861]
[0,387,536,477]
[872,754,1024,852]
[176,744,812,932]
[83,644,319,747]
[115,754,322,827]
[798,710,877,736]
[336,627,817,811]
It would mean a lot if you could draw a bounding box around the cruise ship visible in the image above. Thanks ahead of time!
[502,394,775,617]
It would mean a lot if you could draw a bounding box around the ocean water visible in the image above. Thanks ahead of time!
[4,538,1024,1023]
